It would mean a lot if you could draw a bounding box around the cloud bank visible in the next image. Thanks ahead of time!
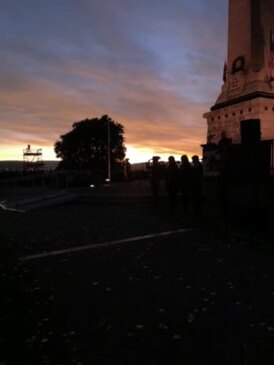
[0,0,227,161]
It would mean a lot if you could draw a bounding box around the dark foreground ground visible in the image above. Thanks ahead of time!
[1,185,274,365]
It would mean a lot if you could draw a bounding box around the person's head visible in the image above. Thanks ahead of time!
[152,156,160,164]
[192,155,200,165]
[221,130,227,139]
[168,156,177,167]
[181,154,190,165]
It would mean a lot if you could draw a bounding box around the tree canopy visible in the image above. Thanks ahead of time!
[54,115,126,171]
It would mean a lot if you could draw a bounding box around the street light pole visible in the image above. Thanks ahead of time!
[107,118,111,183]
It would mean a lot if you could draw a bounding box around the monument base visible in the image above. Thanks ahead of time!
[204,94,274,144]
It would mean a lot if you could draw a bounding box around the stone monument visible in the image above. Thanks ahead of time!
[204,0,274,144]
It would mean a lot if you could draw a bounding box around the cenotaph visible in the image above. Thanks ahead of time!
[204,0,274,144]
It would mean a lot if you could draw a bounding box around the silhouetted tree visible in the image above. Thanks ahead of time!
[54,115,126,171]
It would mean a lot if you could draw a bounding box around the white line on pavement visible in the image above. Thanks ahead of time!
[0,201,26,213]
[20,228,194,262]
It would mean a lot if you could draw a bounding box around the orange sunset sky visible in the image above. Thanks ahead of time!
[0,0,227,163]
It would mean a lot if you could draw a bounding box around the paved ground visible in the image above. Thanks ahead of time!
[1,182,274,364]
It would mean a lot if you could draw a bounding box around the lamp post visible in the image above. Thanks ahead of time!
[107,118,111,183]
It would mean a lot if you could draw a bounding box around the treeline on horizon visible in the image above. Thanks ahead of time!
[0,160,150,172]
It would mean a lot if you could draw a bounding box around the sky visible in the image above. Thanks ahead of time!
[0,0,228,163]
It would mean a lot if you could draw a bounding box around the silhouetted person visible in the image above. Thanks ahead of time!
[218,131,232,225]
[191,155,203,215]
[218,130,232,170]
[165,156,179,210]
[179,155,192,214]
[219,130,231,148]
[123,158,131,184]
[147,156,161,207]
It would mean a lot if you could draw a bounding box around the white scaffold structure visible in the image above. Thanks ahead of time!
[23,145,44,172]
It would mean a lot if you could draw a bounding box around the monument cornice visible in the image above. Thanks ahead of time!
[211,91,274,111]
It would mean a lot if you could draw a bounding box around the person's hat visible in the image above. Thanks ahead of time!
[152,156,160,161]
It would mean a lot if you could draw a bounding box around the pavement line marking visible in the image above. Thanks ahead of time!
[0,202,26,213]
[19,228,194,262]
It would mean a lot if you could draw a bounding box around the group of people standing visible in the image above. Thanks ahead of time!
[147,155,203,213]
